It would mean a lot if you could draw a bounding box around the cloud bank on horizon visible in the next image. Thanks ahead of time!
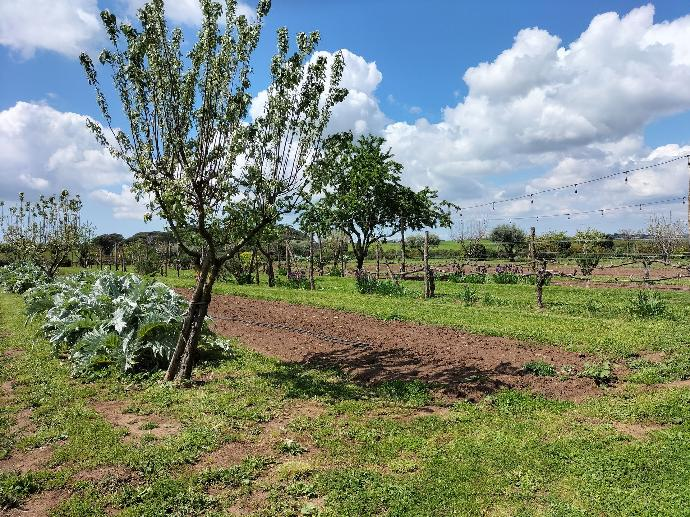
[1,1,690,234]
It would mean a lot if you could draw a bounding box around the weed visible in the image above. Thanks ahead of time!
[580,361,615,385]
[460,285,478,305]
[0,471,46,510]
[628,290,666,318]
[524,360,556,377]
[278,439,308,456]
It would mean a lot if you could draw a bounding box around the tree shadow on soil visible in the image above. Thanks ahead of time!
[259,343,527,402]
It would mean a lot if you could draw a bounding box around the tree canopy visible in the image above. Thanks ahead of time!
[306,132,449,269]
[490,223,526,261]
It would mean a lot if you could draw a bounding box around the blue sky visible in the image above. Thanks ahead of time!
[2,1,690,237]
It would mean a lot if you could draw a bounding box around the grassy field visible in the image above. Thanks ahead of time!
[3,288,690,515]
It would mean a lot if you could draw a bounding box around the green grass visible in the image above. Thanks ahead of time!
[4,284,690,515]
[158,270,690,357]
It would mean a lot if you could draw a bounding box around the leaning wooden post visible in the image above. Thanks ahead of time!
[529,226,536,272]
[376,242,381,279]
[309,233,315,290]
[424,230,432,298]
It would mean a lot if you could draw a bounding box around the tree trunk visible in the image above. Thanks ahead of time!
[165,257,218,381]
[309,233,315,290]
[266,250,275,287]
[356,253,365,271]
[400,227,406,273]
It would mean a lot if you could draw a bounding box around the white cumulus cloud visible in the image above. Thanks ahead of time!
[385,4,690,209]
[0,101,132,208]
[91,185,147,220]
[0,0,102,58]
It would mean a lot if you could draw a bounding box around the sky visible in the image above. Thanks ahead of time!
[2,0,690,237]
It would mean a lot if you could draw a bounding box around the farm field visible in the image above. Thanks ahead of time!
[3,269,690,515]
[5,0,690,516]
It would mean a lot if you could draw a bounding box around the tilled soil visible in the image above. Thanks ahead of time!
[185,291,608,402]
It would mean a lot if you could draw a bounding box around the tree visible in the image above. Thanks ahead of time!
[647,215,684,263]
[81,0,347,380]
[407,233,440,258]
[93,233,124,254]
[573,228,608,275]
[490,224,526,261]
[536,230,571,259]
[455,220,487,260]
[308,132,448,270]
[0,191,92,278]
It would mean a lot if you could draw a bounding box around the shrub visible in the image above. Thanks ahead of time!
[492,264,527,284]
[279,270,310,290]
[354,270,404,296]
[24,271,189,376]
[327,267,342,277]
[447,272,486,284]
[0,262,50,294]
[628,290,666,318]
[524,360,556,377]
[464,242,488,260]
[492,272,519,284]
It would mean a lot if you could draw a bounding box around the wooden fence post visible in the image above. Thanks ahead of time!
[376,242,381,279]
[424,230,434,298]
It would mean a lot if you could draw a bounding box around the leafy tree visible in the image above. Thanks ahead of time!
[80,0,346,380]
[407,233,440,258]
[573,228,608,275]
[0,191,92,278]
[536,230,571,258]
[93,233,124,254]
[308,132,449,270]
[490,224,526,261]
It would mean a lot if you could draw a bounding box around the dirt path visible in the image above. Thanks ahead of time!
[184,291,607,402]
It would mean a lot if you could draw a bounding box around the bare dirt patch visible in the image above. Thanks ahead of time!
[185,292,608,402]
[10,408,36,436]
[0,444,54,474]
[92,400,179,442]
[611,421,668,439]
[5,489,70,517]
[73,465,139,484]
[195,400,325,472]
